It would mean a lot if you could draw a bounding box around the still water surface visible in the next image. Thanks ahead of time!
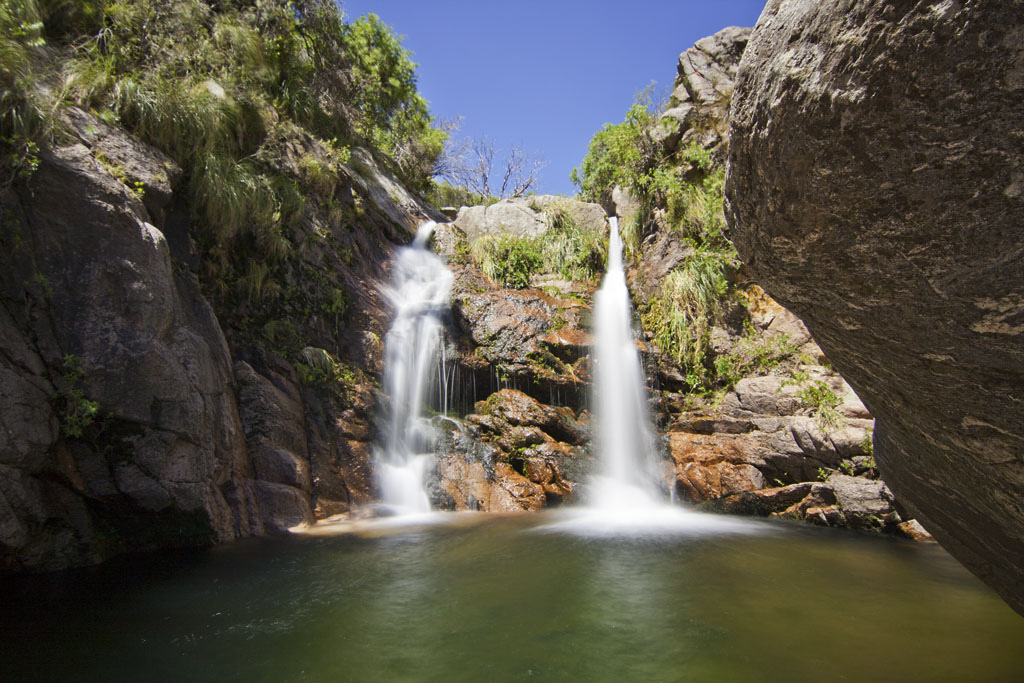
[2,511,1023,682]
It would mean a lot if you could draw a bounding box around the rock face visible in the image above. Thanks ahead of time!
[0,104,440,572]
[454,195,606,242]
[1,131,262,571]
[726,0,1024,613]
[660,26,750,157]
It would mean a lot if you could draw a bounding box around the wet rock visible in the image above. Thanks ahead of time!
[704,482,818,517]
[897,519,936,543]
[823,474,900,530]
[669,432,766,503]
[727,0,1024,611]
[252,480,314,533]
[234,362,311,493]
[773,484,837,520]
[472,389,587,447]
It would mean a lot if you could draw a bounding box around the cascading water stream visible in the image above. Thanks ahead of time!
[590,217,664,509]
[377,221,453,513]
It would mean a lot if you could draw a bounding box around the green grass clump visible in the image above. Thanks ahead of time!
[797,380,843,432]
[468,203,608,289]
[0,0,55,187]
[539,203,607,281]
[470,234,542,289]
[641,248,732,375]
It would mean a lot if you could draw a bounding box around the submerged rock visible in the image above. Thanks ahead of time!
[727,0,1024,612]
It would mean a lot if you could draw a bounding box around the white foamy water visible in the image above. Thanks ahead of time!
[377,221,453,513]
[590,217,664,510]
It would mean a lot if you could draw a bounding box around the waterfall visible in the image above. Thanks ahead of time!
[590,217,663,508]
[378,221,453,513]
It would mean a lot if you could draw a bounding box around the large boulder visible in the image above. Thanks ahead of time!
[726,0,1024,613]
[454,195,606,242]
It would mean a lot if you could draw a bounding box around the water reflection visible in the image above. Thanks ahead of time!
[2,515,1022,682]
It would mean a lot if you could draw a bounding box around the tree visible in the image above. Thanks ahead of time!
[438,134,545,200]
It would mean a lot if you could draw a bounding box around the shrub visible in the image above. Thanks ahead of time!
[470,233,542,289]
[570,102,657,207]
[0,0,53,187]
[641,247,732,376]
[798,380,843,432]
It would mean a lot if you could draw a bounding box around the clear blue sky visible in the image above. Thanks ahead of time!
[339,1,767,196]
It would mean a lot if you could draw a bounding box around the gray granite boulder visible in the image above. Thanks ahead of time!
[726,0,1024,613]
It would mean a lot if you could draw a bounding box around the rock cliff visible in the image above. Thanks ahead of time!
[726,0,1024,613]
[0,104,438,572]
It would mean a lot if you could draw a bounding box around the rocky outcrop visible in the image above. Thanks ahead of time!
[658,26,750,158]
[726,0,1024,612]
[0,101,438,572]
[0,122,263,571]
[454,195,606,242]
[429,389,587,510]
[609,25,750,229]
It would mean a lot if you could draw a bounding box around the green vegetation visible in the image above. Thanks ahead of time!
[797,380,843,432]
[860,429,874,455]
[0,0,52,188]
[470,233,542,289]
[539,203,607,281]
[295,346,360,394]
[54,354,99,438]
[469,203,607,289]
[641,248,730,375]
[0,1,457,388]
[1,0,445,312]
[425,182,495,210]
[570,101,656,209]
[572,91,748,390]
[712,327,800,390]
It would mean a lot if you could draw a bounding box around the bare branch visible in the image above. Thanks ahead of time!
[437,134,545,200]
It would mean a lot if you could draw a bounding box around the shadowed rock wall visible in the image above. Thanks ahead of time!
[726,0,1024,613]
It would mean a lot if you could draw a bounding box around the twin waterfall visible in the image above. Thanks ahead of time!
[589,217,663,508]
[377,218,666,513]
[378,221,453,513]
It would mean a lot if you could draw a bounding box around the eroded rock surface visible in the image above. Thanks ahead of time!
[726,0,1024,612]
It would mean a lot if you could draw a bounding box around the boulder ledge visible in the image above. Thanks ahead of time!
[726,0,1024,612]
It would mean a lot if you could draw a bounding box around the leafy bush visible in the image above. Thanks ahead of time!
[641,248,732,375]
[571,97,730,258]
[0,0,52,187]
[470,234,542,289]
[54,354,99,438]
[570,102,657,207]
[798,380,843,431]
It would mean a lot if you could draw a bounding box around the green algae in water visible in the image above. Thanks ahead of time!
[2,513,1023,682]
